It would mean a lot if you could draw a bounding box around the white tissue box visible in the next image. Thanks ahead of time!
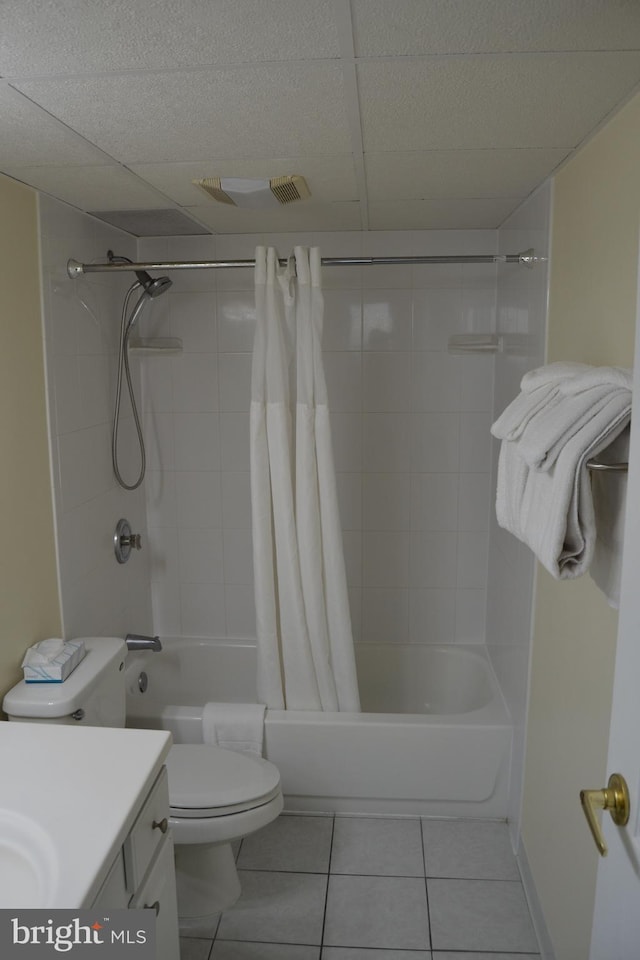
[22,639,86,683]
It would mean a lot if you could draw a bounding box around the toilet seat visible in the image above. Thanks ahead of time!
[166,743,281,819]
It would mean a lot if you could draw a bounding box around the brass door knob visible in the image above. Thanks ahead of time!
[580,773,630,856]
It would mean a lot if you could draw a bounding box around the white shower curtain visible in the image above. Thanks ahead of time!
[250,245,360,712]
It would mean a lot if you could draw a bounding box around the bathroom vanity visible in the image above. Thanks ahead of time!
[0,721,179,960]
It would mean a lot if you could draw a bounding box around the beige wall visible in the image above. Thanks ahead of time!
[0,174,61,702]
[522,93,640,959]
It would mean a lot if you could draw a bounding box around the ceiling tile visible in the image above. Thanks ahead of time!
[186,201,362,234]
[352,0,640,56]
[358,54,640,151]
[14,62,352,163]
[3,165,171,211]
[0,0,339,77]
[0,85,108,167]
[2,3,640,233]
[368,198,520,230]
[88,209,209,237]
[365,148,570,201]
[129,156,359,206]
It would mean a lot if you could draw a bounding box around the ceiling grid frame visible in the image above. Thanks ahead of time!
[333,0,369,231]
[0,0,639,235]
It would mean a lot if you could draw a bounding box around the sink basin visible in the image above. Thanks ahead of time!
[0,809,58,908]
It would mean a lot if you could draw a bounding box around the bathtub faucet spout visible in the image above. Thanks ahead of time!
[125,633,162,652]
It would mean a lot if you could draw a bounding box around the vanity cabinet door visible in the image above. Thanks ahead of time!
[123,766,170,892]
[131,835,180,960]
[91,851,129,909]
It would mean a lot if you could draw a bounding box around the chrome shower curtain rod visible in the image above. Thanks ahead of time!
[67,248,537,278]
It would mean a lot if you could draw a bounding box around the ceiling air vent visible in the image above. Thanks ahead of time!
[88,208,211,237]
[194,175,311,209]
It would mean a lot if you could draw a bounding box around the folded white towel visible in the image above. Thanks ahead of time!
[492,363,632,448]
[520,361,591,393]
[491,381,563,442]
[515,380,632,471]
[202,702,266,758]
[492,362,590,442]
[589,427,629,608]
[495,406,631,582]
[560,366,633,395]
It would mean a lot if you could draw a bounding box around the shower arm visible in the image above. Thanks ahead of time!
[67,249,539,278]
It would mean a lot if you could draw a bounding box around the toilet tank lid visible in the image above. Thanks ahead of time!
[2,638,126,718]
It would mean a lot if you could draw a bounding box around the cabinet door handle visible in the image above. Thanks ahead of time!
[144,901,160,916]
[152,818,168,834]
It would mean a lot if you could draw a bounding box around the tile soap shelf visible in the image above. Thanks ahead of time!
[128,337,182,356]
[448,334,502,355]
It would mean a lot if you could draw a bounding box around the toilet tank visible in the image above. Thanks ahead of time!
[3,638,127,727]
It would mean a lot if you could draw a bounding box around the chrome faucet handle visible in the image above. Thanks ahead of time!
[114,518,142,564]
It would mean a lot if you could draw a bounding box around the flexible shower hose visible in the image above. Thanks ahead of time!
[112,281,149,490]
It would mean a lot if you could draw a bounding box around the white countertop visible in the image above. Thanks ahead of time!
[0,721,171,908]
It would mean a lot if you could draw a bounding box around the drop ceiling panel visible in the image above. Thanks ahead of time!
[0,85,108,167]
[365,148,570,201]
[0,0,340,77]
[352,0,640,56]
[89,209,209,237]
[358,53,640,151]
[2,4,640,233]
[14,62,352,163]
[3,165,171,211]
[186,201,362,234]
[129,156,359,206]
[369,198,520,230]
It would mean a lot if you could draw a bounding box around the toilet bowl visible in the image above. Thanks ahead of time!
[2,637,283,923]
[166,743,283,918]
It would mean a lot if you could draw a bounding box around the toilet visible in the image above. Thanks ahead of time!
[2,637,283,922]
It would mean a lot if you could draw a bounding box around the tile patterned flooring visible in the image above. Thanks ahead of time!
[179,814,540,960]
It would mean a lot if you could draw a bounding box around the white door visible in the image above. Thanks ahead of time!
[589,251,640,957]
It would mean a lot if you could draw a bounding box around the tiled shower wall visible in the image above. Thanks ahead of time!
[138,230,498,646]
[489,182,552,841]
[39,195,153,638]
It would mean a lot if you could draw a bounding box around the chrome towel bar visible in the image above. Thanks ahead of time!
[586,461,628,472]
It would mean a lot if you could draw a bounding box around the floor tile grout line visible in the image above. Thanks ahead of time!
[235,866,334,875]
[330,870,426,878]
[195,813,532,956]
[194,933,540,956]
[420,818,433,953]
[234,865,523,882]
[207,912,222,950]
[207,936,325,949]
[205,846,235,949]
[319,814,336,950]
[322,945,432,956]
[236,866,426,877]
[426,876,525,884]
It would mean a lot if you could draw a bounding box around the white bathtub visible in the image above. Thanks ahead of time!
[126,638,512,818]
